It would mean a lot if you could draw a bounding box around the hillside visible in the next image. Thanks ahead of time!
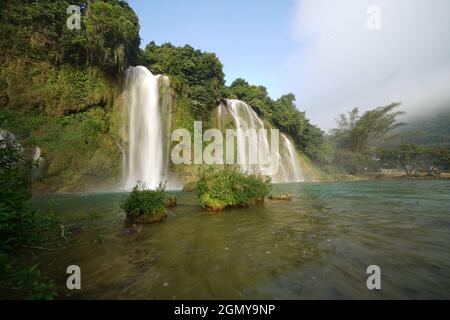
[396,108,450,145]
[0,0,328,193]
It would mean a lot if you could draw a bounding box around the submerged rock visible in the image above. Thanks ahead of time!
[204,203,227,212]
[120,224,143,237]
[204,197,265,212]
[164,195,177,207]
[125,212,167,225]
[269,193,292,200]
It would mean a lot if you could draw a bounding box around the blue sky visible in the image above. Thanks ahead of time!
[127,1,450,130]
[128,0,297,100]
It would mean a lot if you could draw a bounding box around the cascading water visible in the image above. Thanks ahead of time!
[122,66,172,190]
[216,99,304,182]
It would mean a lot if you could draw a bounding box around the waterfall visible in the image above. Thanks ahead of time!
[122,66,172,190]
[216,99,304,183]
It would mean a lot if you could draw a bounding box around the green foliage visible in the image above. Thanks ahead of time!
[1,107,121,192]
[40,64,108,115]
[1,0,140,74]
[0,141,58,299]
[196,166,272,210]
[83,0,140,73]
[271,94,306,141]
[0,260,57,300]
[334,150,378,175]
[0,141,59,251]
[328,103,406,175]
[229,78,273,115]
[305,134,336,165]
[16,264,57,300]
[121,182,168,217]
[142,42,226,121]
[0,1,126,193]
[377,144,450,174]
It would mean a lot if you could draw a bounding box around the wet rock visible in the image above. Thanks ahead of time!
[269,193,292,200]
[120,224,144,236]
[204,203,227,212]
[125,212,167,225]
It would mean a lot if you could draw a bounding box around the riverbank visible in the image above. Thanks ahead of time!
[312,171,450,183]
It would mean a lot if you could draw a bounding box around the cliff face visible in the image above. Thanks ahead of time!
[0,62,125,193]
[0,0,139,193]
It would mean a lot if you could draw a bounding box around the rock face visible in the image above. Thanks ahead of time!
[269,193,292,200]
[0,128,16,144]
[125,211,167,225]
[1,128,44,180]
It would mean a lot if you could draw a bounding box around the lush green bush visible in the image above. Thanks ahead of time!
[196,166,272,211]
[0,139,59,248]
[0,140,59,299]
[1,0,140,75]
[141,42,226,121]
[120,182,168,217]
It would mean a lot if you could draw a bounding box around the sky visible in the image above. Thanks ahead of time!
[128,0,450,131]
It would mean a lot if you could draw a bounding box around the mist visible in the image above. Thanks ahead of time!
[284,0,450,131]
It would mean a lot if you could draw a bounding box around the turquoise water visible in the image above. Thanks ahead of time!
[29,180,450,299]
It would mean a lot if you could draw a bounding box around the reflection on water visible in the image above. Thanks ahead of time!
[29,180,450,299]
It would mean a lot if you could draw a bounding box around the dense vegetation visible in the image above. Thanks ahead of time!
[0,0,140,192]
[328,103,450,176]
[196,166,272,211]
[1,0,139,75]
[0,140,59,299]
[141,42,228,123]
[121,182,168,217]
[377,144,450,176]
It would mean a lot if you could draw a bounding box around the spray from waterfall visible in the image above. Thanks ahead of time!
[216,99,304,182]
[122,66,172,190]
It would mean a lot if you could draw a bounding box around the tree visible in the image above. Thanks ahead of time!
[142,42,226,120]
[332,103,404,153]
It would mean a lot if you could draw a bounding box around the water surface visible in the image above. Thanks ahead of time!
[30,180,450,299]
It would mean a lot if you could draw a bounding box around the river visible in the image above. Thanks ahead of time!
[30,179,450,299]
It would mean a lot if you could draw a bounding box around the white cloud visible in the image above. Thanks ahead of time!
[285,0,450,131]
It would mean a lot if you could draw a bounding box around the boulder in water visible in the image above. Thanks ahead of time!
[126,212,167,225]
[204,203,227,212]
[120,224,144,236]
[269,193,292,200]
